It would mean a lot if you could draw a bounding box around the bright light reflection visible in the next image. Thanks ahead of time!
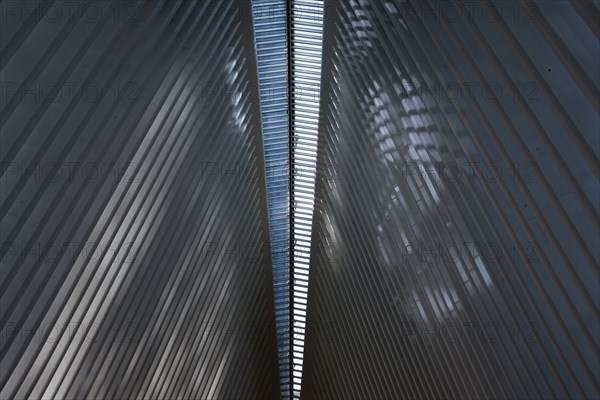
[291,0,323,398]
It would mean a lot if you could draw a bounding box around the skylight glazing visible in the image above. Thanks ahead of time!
[290,1,324,398]
[252,1,323,397]
[251,1,291,397]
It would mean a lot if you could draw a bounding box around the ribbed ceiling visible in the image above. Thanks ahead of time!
[301,0,599,398]
[1,1,280,398]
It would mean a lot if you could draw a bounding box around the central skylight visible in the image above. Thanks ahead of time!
[252,1,323,398]
[252,1,291,397]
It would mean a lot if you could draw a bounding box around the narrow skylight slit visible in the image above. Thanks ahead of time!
[290,1,324,398]
[252,1,323,397]
[251,1,291,398]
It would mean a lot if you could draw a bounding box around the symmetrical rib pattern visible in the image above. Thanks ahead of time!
[302,0,599,399]
[251,0,291,397]
[0,1,280,399]
[289,0,324,397]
